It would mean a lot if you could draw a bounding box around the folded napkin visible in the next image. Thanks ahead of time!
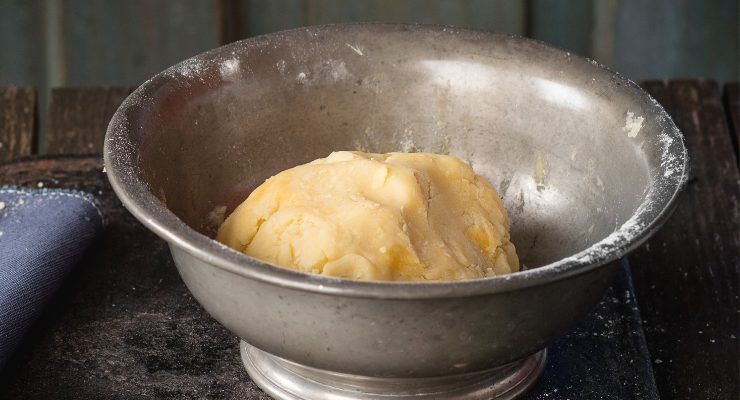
[0,187,103,368]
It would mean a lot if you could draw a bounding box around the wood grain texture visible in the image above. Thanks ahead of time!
[631,80,739,399]
[609,0,739,83]
[240,0,525,37]
[0,87,37,163]
[3,1,739,93]
[0,0,45,86]
[217,0,246,44]
[724,83,739,163]
[45,87,133,155]
[530,0,594,56]
[54,0,221,86]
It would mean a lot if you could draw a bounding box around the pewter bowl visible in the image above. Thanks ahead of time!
[104,24,688,399]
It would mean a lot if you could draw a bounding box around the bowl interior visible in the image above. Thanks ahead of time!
[130,25,679,270]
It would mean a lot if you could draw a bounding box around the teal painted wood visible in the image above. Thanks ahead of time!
[530,0,594,56]
[609,0,739,83]
[2,0,738,100]
[242,0,304,37]
[532,0,738,83]
[56,0,221,86]
[0,0,45,85]
[591,0,618,67]
[241,0,526,37]
[2,0,222,146]
[4,0,737,86]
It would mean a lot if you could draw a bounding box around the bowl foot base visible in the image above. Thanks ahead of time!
[240,341,546,400]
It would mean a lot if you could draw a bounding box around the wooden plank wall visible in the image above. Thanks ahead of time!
[241,0,526,38]
[0,0,738,146]
[0,87,36,163]
[0,1,46,87]
[3,0,738,85]
[46,87,134,155]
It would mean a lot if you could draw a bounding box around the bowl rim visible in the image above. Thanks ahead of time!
[104,22,689,299]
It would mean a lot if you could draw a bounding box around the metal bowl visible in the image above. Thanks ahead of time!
[104,24,688,399]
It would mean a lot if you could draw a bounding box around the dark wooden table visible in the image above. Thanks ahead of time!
[0,81,738,399]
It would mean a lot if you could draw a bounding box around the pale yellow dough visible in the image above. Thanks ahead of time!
[217,151,519,281]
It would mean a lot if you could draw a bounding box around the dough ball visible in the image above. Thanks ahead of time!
[217,151,519,281]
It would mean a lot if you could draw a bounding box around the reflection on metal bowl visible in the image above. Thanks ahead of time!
[104,24,688,399]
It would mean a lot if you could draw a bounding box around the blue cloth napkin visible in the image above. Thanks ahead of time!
[0,187,103,368]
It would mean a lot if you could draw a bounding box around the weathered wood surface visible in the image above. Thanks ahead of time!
[0,1,45,86]
[3,1,737,88]
[631,80,740,399]
[529,0,594,55]
[0,87,36,163]
[240,0,526,38]
[47,1,221,87]
[45,87,134,155]
[598,1,738,83]
[724,83,739,163]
